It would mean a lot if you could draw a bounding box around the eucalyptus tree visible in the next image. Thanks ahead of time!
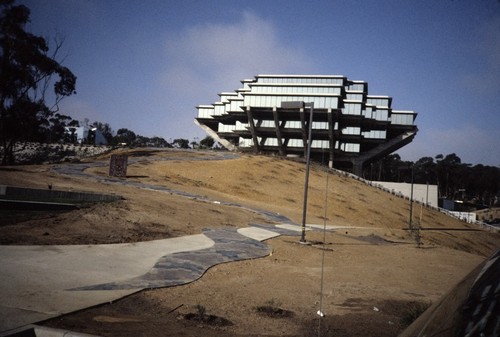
[0,0,76,164]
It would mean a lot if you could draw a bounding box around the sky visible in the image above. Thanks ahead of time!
[20,0,500,166]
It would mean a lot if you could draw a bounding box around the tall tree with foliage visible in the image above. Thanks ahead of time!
[113,128,136,146]
[200,136,215,149]
[413,156,437,185]
[435,153,463,198]
[0,0,76,164]
[149,136,170,148]
[172,138,190,149]
[42,113,77,143]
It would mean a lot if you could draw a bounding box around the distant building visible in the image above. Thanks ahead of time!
[65,126,108,145]
[195,74,417,175]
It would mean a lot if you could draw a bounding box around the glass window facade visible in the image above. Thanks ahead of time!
[346,83,365,92]
[228,99,244,112]
[312,121,329,130]
[346,93,363,101]
[218,123,235,133]
[257,120,276,128]
[343,103,362,115]
[257,76,344,85]
[239,138,253,147]
[341,143,360,152]
[197,106,214,118]
[342,127,361,135]
[288,139,304,147]
[366,97,390,107]
[391,112,415,125]
[244,95,338,109]
[311,140,329,149]
[213,103,225,116]
[362,130,386,139]
[251,85,342,95]
[263,138,279,146]
[234,121,249,131]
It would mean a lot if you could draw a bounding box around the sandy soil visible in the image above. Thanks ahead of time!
[1,148,499,336]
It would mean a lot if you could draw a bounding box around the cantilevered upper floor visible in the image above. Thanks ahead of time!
[195,74,417,175]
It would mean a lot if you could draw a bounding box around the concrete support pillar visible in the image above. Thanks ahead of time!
[272,107,285,156]
[245,106,259,153]
[352,159,364,177]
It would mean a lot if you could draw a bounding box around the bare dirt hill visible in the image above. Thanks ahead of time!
[1,148,499,336]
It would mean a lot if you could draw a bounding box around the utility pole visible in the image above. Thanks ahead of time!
[281,101,314,243]
[409,164,414,232]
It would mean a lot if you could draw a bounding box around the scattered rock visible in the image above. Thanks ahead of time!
[255,305,295,318]
[182,313,233,327]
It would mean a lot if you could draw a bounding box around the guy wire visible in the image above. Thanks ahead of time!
[317,154,330,336]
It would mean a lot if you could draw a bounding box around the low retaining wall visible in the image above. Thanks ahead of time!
[0,199,79,210]
[0,185,121,203]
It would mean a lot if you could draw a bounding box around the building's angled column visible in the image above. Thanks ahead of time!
[245,106,259,153]
[352,159,364,176]
[283,138,290,148]
[272,107,285,156]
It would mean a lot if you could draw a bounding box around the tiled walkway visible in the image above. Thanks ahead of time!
[72,226,296,291]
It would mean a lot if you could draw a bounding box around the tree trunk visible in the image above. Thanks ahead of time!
[1,139,15,165]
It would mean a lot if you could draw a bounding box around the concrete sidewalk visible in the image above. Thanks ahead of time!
[0,224,305,335]
[0,233,212,333]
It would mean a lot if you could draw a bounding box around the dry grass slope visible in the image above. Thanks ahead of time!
[1,148,498,254]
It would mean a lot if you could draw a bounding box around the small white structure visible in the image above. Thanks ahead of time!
[449,211,477,223]
[371,181,438,207]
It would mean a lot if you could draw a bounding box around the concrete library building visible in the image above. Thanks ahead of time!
[196,74,417,175]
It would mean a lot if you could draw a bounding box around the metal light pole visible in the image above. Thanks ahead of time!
[281,101,314,243]
[426,180,429,205]
[409,164,414,231]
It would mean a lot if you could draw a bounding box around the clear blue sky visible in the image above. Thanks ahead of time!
[21,0,500,166]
